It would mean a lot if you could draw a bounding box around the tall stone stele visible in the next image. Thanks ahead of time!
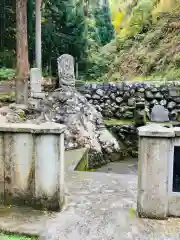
[57,54,75,88]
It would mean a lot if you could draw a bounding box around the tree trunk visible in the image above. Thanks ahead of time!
[36,0,42,70]
[16,0,29,105]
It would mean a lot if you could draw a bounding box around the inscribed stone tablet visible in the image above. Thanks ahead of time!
[57,54,75,87]
[150,105,169,122]
[30,68,42,93]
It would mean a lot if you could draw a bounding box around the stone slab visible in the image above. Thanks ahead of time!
[150,105,169,122]
[138,124,175,137]
[30,68,42,93]
[30,92,46,99]
[0,122,66,134]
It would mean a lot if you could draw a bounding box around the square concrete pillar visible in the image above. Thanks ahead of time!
[137,124,174,219]
[0,122,66,211]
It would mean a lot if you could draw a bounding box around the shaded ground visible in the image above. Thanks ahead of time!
[97,158,138,175]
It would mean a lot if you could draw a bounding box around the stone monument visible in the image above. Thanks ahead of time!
[150,104,169,122]
[30,68,42,94]
[137,124,180,219]
[57,54,75,88]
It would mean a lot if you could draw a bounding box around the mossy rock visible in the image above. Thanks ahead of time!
[0,92,15,103]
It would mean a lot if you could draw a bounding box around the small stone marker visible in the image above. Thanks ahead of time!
[57,54,75,88]
[30,68,42,94]
[150,104,169,122]
[169,86,177,97]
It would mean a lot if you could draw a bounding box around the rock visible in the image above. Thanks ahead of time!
[115,112,121,118]
[150,105,169,122]
[154,92,163,99]
[110,93,116,100]
[169,86,177,97]
[174,97,180,104]
[130,89,135,95]
[138,88,145,93]
[27,87,121,168]
[128,98,135,106]
[150,99,158,106]
[176,104,180,109]
[160,99,167,106]
[95,105,102,112]
[115,97,123,103]
[123,92,130,100]
[160,87,168,93]
[145,91,154,99]
[167,101,176,110]
[96,89,104,97]
[84,94,91,99]
[136,102,145,109]
[170,110,178,121]
[151,88,158,93]
[92,94,101,100]
[123,111,133,119]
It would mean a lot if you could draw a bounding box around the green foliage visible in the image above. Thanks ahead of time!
[0,1,16,68]
[117,0,154,41]
[94,5,115,46]
[27,0,88,75]
[0,68,16,80]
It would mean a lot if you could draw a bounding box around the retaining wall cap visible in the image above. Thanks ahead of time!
[0,122,66,134]
[173,127,180,137]
[138,124,175,137]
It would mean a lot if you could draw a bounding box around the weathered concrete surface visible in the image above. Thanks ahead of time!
[0,157,180,239]
[138,124,180,219]
[0,123,66,211]
[138,136,171,219]
[0,122,66,134]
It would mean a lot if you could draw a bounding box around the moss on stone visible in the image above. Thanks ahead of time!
[0,92,15,102]
[104,119,134,125]
[75,152,88,171]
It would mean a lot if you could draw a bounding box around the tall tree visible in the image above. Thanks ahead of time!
[16,0,29,104]
[95,0,114,45]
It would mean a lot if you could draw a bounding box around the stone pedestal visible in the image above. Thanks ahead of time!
[137,124,174,219]
[0,122,66,211]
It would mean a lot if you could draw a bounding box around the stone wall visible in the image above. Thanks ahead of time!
[106,124,138,158]
[77,82,180,121]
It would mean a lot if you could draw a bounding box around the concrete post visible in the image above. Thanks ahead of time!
[137,124,174,219]
[0,122,66,211]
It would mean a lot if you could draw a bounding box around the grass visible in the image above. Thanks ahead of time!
[104,118,173,125]
[0,234,37,239]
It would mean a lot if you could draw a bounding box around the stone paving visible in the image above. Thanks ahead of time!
[0,150,180,239]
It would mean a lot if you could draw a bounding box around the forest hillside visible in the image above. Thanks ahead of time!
[86,0,180,82]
